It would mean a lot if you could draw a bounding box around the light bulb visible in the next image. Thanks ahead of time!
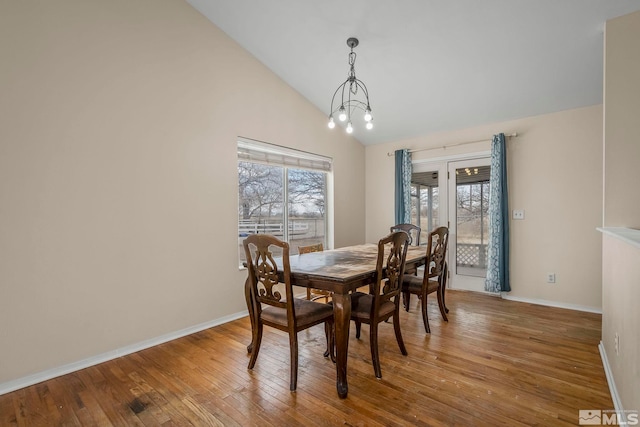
[346,122,353,134]
[366,121,373,130]
[338,107,347,122]
[364,109,372,122]
[328,117,335,129]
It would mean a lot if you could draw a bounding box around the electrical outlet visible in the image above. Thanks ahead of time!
[615,333,620,356]
[547,273,556,283]
[512,209,525,220]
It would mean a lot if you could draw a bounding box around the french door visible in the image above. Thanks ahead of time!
[412,156,491,293]
[447,158,491,292]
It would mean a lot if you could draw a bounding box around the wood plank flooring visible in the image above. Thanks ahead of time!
[0,291,612,426]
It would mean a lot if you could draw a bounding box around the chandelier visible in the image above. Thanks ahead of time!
[327,37,373,134]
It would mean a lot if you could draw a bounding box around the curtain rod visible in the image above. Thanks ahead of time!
[386,132,518,156]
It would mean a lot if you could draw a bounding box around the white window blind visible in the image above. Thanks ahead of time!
[237,138,332,172]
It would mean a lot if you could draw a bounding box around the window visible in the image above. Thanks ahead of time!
[237,138,331,265]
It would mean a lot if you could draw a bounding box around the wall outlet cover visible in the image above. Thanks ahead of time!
[513,209,525,220]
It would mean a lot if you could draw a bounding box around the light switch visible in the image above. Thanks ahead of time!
[512,209,525,220]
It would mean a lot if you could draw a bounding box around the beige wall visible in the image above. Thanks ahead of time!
[366,105,603,309]
[601,233,640,412]
[604,11,640,228]
[601,10,640,413]
[0,0,365,385]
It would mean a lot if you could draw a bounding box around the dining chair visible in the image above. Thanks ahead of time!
[298,243,331,303]
[401,226,449,333]
[243,234,334,391]
[390,223,421,246]
[390,223,421,276]
[339,230,409,378]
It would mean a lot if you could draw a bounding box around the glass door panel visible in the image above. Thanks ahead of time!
[448,158,491,292]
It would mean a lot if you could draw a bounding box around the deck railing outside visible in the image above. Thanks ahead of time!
[238,220,308,237]
[457,243,488,268]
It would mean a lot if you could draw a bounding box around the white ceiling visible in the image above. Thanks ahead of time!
[187,0,640,146]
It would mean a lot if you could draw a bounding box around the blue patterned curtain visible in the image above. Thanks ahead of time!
[485,133,511,293]
[394,149,412,225]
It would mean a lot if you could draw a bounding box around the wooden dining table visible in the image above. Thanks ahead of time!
[244,243,427,398]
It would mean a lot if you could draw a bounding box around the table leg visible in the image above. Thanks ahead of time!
[244,276,255,354]
[332,292,351,399]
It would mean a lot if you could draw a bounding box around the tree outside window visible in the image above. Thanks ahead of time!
[238,162,327,265]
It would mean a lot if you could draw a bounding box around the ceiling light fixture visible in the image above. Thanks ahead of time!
[328,37,373,134]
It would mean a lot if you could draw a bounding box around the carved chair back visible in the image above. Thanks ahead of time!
[390,223,421,246]
[424,226,449,283]
[243,234,295,325]
[372,231,409,317]
[298,242,324,255]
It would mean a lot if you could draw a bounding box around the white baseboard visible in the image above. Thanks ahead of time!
[599,342,626,421]
[0,310,249,397]
[449,287,500,296]
[499,294,602,314]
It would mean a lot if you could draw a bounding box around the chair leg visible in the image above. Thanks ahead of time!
[324,321,330,357]
[393,310,408,356]
[370,323,382,378]
[323,320,336,363]
[402,291,411,312]
[248,322,263,369]
[421,292,431,334]
[245,278,255,354]
[329,320,336,363]
[306,288,311,300]
[442,264,450,313]
[437,285,448,322]
[355,320,362,339]
[289,331,298,391]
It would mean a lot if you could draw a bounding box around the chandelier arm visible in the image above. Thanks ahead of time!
[347,84,352,121]
[329,81,347,116]
[343,100,370,114]
[340,80,348,113]
[330,100,369,114]
[353,79,371,107]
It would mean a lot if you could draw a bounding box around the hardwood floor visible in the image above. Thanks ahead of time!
[0,291,612,426]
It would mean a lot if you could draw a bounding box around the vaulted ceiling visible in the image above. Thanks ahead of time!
[187,0,640,146]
